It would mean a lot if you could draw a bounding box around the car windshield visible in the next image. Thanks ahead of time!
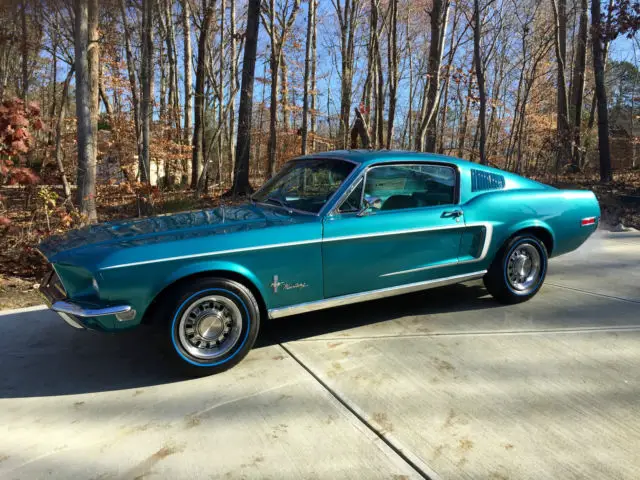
[252,158,356,214]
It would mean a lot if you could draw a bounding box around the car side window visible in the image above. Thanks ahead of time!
[364,164,456,212]
[338,179,364,213]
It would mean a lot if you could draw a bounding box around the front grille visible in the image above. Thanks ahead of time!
[39,268,67,305]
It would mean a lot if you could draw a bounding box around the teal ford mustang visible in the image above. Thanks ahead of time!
[38,151,600,376]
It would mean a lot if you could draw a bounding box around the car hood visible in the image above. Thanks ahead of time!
[38,203,305,264]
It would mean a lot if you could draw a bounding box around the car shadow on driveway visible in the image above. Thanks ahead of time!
[0,283,495,399]
[258,282,497,346]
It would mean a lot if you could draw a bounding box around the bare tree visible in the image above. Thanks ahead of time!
[74,0,97,222]
[232,0,261,195]
[332,0,362,149]
[55,67,74,199]
[20,0,29,101]
[228,0,239,178]
[191,1,216,188]
[551,0,571,166]
[261,0,301,176]
[569,0,588,169]
[119,0,141,158]
[182,0,193,183]
[591,0,612,182]
[88,0,99,181]
[415,0,450,152]
[385,0,398,149]
[301,0,316,154]
[472,0,487,164]
[140,0,154,184]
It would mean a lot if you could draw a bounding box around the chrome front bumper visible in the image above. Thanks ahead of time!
[39,268,133,330]
[51,301,133,329]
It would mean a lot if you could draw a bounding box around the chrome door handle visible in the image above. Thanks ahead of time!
[441,210,463,218]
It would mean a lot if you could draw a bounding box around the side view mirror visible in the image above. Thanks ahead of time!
[357,195,382,216]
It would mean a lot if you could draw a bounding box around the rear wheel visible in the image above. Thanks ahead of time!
[160,277,260,377]
[484,234,548,304]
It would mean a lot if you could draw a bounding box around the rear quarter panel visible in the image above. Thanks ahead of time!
[462,188,600,266]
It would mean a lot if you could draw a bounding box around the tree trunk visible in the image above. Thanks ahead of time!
[140,0,154,184]
[405,7,413,148]
[386,0,398,149]
[99,76,113,117]
[21,0,28,101]
[264,0,300,176]
[120,0,141,158]
[88,0,99,181]
[191,3,215,188]
[591,0,612,182]
[301,0,316,155]
[335,0,359,149]
[551,0,571,166]
[375,31,383,149]
[55,67,74,199]
[364,0,378,141]
[159,41,167,120]
[351,107,372,148]
[415,0,450,152]
[182,0,193,183]
[569,0,588,168]
[48,27,58,150]
[437,4,459,154]
[584,0,613,169]
[232,0,261,195]
[457,60,474,159]
[228,0,238,180]
[267,53,280,177]
[473,0,487,164]
[218,0,225,185]
[74,0,97,222]
[281,55,290,132]
[310,0,318,149]
[161,0,179,137]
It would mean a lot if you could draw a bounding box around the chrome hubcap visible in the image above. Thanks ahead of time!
[506,243,541,292]
[178,295,242,360]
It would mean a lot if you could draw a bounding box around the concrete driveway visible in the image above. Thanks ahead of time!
[1,231,639,479]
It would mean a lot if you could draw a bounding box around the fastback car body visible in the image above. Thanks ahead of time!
[39,151,600,375]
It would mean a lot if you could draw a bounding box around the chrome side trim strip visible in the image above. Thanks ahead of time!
[379,222,494,277]
[268,270,487,319]
[379,260,457,277]
[100,238,322,270]
[52,301,132,318]
[461,222,493,265]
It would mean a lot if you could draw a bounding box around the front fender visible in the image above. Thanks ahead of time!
[160,259,270,307]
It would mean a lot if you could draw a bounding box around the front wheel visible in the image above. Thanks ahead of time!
[160,277,260,377]
[484,235,548,304]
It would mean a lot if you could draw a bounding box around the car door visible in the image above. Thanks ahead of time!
[322,163,466,298]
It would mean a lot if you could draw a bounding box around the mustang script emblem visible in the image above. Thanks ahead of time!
[271,275,308,294]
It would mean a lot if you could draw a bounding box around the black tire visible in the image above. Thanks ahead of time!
[483,234,548,305]
[159,277,260,377]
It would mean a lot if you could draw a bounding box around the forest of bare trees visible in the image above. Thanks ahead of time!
[0,0,639,228]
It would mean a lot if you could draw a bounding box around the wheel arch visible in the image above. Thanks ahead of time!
[141,264,268,326]
[506,221,555,256]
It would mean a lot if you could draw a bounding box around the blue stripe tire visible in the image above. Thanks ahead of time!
[163,277,261,377]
